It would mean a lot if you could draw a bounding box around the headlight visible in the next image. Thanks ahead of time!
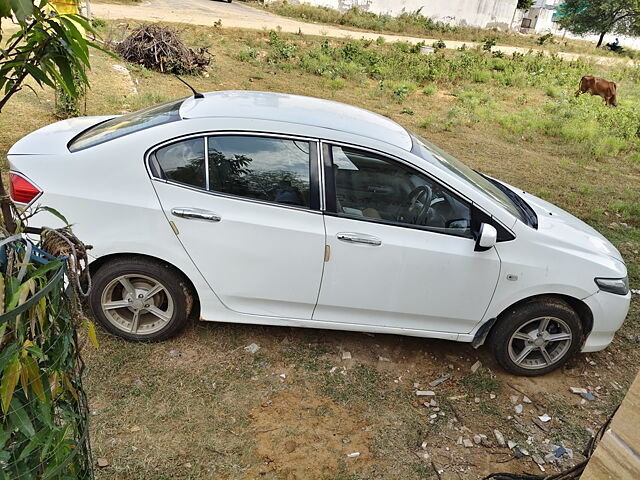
[595,277,629,295]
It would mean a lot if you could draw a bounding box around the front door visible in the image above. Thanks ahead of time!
[150,133,325,319]
[314,144,501,334]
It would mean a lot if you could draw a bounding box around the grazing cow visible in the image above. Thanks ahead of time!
[575,76,618,106]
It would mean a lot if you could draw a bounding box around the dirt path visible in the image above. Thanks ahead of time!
[93,0,628,66]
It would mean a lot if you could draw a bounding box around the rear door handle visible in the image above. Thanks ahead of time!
[336,232,382,246]
[171,207,221,222]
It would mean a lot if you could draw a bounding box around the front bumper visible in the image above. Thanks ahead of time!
[581,289,631,352]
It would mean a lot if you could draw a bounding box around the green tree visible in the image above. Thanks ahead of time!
[517,0,534,9]
[557,0,640,47]
[0,0,100,112]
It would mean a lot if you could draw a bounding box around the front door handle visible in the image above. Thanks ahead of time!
[171,207,221,222]
[337,232,382,246]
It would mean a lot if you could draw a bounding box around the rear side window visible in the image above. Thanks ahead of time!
[68,98,184,152]
[155,138,206,188]
[207,135,311,207]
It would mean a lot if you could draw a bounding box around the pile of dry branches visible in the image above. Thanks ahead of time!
[114,24,211,74]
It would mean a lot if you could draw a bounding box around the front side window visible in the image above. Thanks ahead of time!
[207,135,312,208]
[69,98,184,152]
[330,146,472,237]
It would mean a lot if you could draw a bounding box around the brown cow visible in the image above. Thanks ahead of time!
[575,76,618,106]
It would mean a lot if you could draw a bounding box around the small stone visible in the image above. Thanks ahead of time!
[168,349,181,357]
[130,426,141,432]
[133,379,143,387]
[566,448,574,459]
[342,351,352,360]
[421,441,428,449]
[347,452,360,458]
[538,413,552,422]
[474,397,481,404]
[514,447,524,458]
[342,438,351,444]
[184,462,192,468]
[510,395,519,404]
[430,413,438,419]
[279,373,286,379]
[515,404,523,414]
[432,407,440,412]
[570,387,588,394]
[489,393,496,399]
[244,343,260,354]
[580,392,595,401]
[284,440,296,453]
[429,374,451,387]
[378,356,390,362]
[494,430,506,447]
[416,390,435,396]
[545,453,557,463]
[457,436,463,445]
[471,360,482,373]
[97,458,109,468]
[463,439,474,448]
[413,382,420,388]
[523,396,532,404]
[520,448,530,456]
[508,440,517,449]
[473,434,482,444]
[429,399,438,407]
[580,398,587,405]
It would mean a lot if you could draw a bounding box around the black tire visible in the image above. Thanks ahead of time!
[489,297,583,376]
[89,257,192,342]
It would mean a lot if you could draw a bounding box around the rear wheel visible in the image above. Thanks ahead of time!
[89,258,191,341]
[489,298,582,376]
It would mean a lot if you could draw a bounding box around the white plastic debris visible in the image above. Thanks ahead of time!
[342,351,352,360]
[346,452,360,458]
[538,413,552,422]
[416,390,436,396]
[523,396,532,404]
[463,439,474,448]
[570,387,588,394]
[244,343,260,354]
[471,360,482,373]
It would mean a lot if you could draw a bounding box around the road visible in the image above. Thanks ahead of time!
[92,0,626,65]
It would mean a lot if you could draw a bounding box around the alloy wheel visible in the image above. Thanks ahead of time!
[507,316,572,370]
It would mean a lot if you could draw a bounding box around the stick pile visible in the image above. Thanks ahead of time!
[115,24,211,74]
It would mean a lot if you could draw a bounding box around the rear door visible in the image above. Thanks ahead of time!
[150,133,326,319]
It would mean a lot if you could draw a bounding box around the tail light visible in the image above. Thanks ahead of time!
[10,173,41,204]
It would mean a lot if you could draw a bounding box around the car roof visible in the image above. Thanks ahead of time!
[179,90,413,151]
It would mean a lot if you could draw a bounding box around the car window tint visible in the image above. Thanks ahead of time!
[208,136,311,208]
[155,138,206,188]
[69,98,184,152]
[331,146,472,238]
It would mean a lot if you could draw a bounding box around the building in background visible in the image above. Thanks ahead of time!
[519,0,562,34]
[265,0,520,30]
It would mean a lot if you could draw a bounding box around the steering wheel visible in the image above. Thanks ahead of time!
[397,185,433,225]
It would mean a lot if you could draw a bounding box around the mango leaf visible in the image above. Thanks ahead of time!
[8,395,35,437]
[40,207,69,226]
[62,373,78,401]
[0,426,9,449]
[8,0,33,22]
[0,272,5,315]
[23,355,45,402]
[87,321,99,349]
[0,355,20,413]
[18,426,48,461]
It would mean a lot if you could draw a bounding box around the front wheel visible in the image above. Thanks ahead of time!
[89,258,191,341]
[489,298,583,376]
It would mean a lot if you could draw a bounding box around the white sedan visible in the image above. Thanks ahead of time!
[8,90,630,375]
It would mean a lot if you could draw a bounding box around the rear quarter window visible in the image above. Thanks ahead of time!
[68,98,184,152]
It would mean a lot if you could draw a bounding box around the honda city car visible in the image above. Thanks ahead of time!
[7,90,630,375]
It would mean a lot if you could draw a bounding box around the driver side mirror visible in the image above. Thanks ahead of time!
[475,223,497,252]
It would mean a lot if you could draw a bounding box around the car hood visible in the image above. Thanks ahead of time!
[517,190,624,264]
[8,116,114,155]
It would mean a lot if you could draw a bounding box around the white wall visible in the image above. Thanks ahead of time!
[268,0,520,30]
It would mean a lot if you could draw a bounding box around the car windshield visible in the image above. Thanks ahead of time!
[68,98,185,152]
[409,132,527,223]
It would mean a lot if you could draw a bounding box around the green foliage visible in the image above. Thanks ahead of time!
[432,39,446,51]
[537,33,555,45]
[517,0,534,8]
[266,30,297,61]
[482,37,497,51]
[0,233,93,479]
[0,0,104,112]
[558,0,640,44]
